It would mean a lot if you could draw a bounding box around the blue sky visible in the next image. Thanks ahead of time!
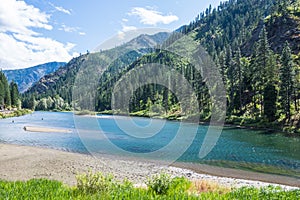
[0,0,223,69]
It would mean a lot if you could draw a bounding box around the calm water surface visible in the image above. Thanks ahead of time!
[0,111,299,177]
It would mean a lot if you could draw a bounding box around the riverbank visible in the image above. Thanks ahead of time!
[0,109,32,119]
[61,109,300,135]
[96,110,300,136]
[0,143,298,190]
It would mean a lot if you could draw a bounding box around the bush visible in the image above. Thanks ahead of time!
[146,173,191,195]
[76,170,115,194]
[169,176,191,193]
[147,173,172,195]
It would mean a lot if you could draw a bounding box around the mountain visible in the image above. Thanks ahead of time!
[94,32,171,52]
[119,32,171,50]
[3,62,65,93]
[24,0,300,133]
[242,15,300,56]
[24,32,170,108]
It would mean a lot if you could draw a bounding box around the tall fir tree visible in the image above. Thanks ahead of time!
[10,81,19,108]
[252,25,277,120]
[0,71,11,109]
[279,41,294,121]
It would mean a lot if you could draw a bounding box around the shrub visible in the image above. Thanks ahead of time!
[146,173,191,195]
[76,170,115,194]
[169,176,192,196]
[147,173,172,195]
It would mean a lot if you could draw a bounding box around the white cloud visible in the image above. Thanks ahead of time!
[59,24,77,33]
[49,3,71,15]
[59,24,86,36]
[0,32,75,69]
[0,0,75,69]
[0,0,52,35]
[128,7,178,26]
[122,25,137,32]
[117,24,137,40]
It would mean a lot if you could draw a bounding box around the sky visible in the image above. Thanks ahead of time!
[0,0,223,69]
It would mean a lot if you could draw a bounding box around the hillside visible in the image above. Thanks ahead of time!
[24,0,300,133]
[177,0,300,132]
[24,32,170,110]
[3,62,65,93]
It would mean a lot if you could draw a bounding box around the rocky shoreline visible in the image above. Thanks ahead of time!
[0,143,298,190]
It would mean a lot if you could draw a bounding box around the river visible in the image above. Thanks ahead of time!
[0,111,299,178]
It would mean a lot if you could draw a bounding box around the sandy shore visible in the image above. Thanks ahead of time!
[0,143,298,190]
[23,126,72,133]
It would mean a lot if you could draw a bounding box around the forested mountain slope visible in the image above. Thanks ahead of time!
[24,0,300,133]
[3,62,65,93]
[177,0,300,132]
[23,32,170,111]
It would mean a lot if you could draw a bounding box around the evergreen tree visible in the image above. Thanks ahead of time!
[10,81,19,107]
[233,48,243,112]
[279,41,294,121]
[0,81,4,109]
[264,83,277,122]
[0,71,11,109]
[252,26,277,119]
[28,95,36,111]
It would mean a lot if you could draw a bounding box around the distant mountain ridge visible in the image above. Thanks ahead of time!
[3,62,66,93]
[25,32,170,100]
[94,32,170,52]
[121,32,171,50]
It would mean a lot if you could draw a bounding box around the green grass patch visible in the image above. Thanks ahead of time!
[0,172,299,199]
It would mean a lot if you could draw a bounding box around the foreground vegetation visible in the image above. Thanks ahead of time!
[0,172,299,199]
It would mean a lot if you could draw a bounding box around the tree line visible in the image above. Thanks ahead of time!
[0,71,20,110]
[22,0,300,132]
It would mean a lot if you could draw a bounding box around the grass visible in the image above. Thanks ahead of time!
[74,110,96,116]
[0,172,299,199]
[189,179,231,195]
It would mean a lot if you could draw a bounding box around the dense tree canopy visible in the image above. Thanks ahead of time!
[0,71,20,109]
[23,0,300,133]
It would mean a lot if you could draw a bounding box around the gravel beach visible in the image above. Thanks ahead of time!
[0,143,298,190]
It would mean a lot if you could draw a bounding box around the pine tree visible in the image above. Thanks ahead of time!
[279,41,294,121]
[0,71,11,109]
[10,81,19,107]
[225,46,236,114]
[252,26,277,119]
[233,48,243,112]
[0,81,4,110]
